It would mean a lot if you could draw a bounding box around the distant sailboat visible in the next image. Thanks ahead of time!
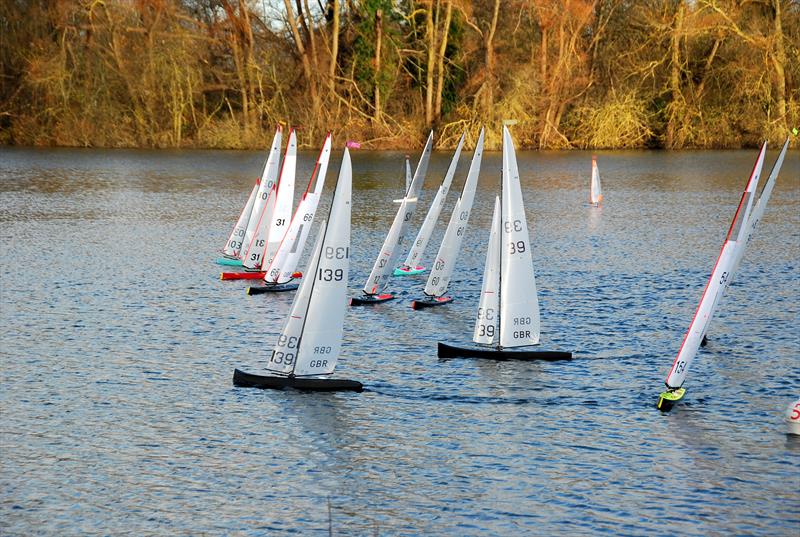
[216,126,282,266]
[404,156,412,192]
[395,132,466,276]
[248,133,333,295]
[233,147,362,392]
[438,126,572,360]
[350,132,433,305]
[590,155,602,206]
[411,128,484,309]
[657,143,771,411]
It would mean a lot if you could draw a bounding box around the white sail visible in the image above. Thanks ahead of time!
[363,131,433,295]
[401,132,466,269]
[263,129,298,268]
[404,157,412,192]
[424,128,484,296]
[264,133,332,284]
[664,144,768,389]
[499,126,540,348]
[696,143,766,336]
[264,224,321,375]
[729,138,789,281]
[242,184,277,269]
[590,155,602,206]
[222,179,259,258]
[266,148,353,377]
[473,196,501,345]
[241,127,282,260]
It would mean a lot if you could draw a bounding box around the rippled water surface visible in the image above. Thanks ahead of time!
[1,145,799,536]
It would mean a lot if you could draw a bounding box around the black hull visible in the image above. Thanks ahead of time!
[411,296,453,309]
[437,342,572,361]
[232,369,363,392]
[350,293,394,306]
[247,283,299,295]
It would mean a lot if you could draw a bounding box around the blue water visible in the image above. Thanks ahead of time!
[1,146,799,536]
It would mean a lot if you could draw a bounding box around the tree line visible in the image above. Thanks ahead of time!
[1,0,797,150]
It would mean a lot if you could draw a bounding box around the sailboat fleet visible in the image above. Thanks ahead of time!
[218,126,790,401]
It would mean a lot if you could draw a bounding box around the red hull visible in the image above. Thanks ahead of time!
[220,271,302,281]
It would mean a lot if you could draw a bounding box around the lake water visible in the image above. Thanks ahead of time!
[1,145,798,536]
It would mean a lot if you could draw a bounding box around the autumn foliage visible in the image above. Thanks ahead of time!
[1,0,797,149]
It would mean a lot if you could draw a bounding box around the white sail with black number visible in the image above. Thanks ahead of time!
[363,132,433,295]
[263,129,298,269]
[401,132,466,270]
[222,179,259,258]
[499,125,540,348]
[473,196,501,345]
[424,128,484,296]
[590,156,602,206]
[264,133,332,284]
[664,144,766,390]
[266,148,352,377]
[241,126,282,260]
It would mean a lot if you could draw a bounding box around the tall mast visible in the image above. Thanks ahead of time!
[497,143,504,351]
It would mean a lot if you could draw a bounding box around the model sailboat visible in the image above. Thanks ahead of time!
[218,179,259,265]
[657,142,779,411]
[216,126,283,266]
[590,155,602,206]
[350,132,433,305]
[247,134,333,295]
[395,132,466,276]
[233,147,362,392]
[411,128,484,309]
[220,129,301,281]
[438,127,572,360]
